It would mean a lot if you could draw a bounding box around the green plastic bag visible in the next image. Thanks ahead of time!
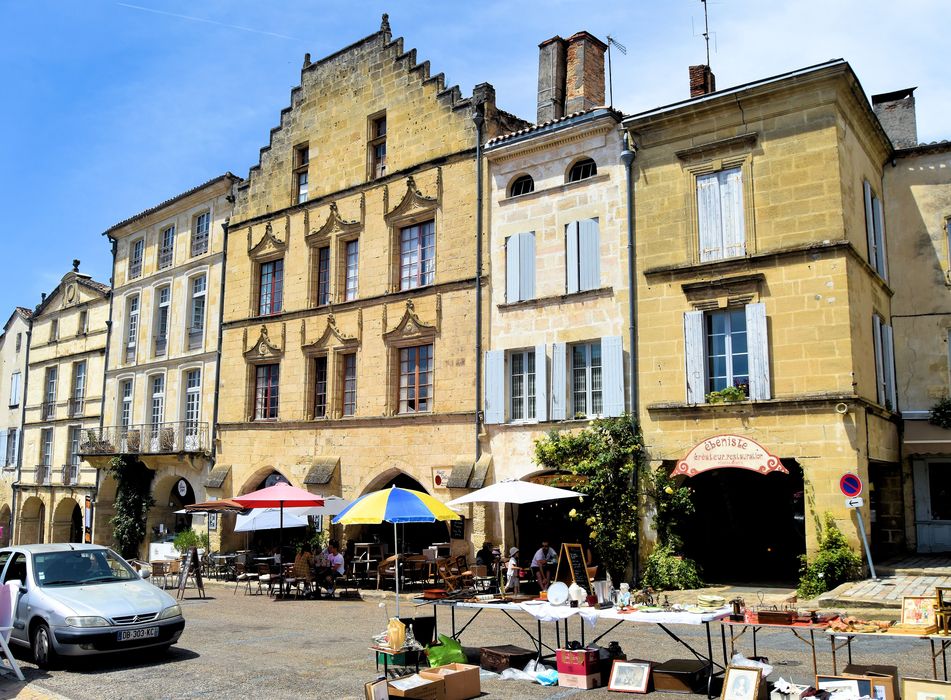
[426,633,466,667]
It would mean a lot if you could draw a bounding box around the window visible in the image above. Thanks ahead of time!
[43,367,57,420]
[184,369,201,448]
[864,180,888,279]
[9,372,20,408]
[567,158,597,183]
[158,225,175,269]
[4,428,16,467]
[684,303,770,403]
[78,310,87,335]
[15,333,21,352]
[369,113,387,179]
[50,319,58,342]
[697,167,745,261]
[255,364,280,420]
[149,374,165,434]
[154,286,170,357]
[129,239,144,279]
[313,356,328,418]
[125,295,139,362]
[120,380,133,429]
[399,220,435,290]
[485,345,548,424]
[509,175,535,197]
[505,232,536,302]
[315,247,331,307]
[191,211,210,257]
[344,239,359,301]
[294,145,309,204]
[69,361,86,417]
[342,353,357,416]
[570,342,603,417]
[259,260,284,316]
[39,428,53,468]
[510,350,537,421]
[399,344,433,414]
[189,275,206,349]
[68,426,82,468]
[872,314,897,410]
[565,219,600,293]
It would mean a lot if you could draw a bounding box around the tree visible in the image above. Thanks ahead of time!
[108,457,155,559]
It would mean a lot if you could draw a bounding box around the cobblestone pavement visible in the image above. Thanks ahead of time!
[0,580,944,699]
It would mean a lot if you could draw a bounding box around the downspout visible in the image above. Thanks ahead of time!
[619,131,639,583]
[473,105,485,461]
[210,216,230,466]
[12,315,34,544]
[94,236,118,543]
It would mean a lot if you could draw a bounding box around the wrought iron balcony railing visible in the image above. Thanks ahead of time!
[67,398,85,418]
[34,465,52,485]
[154,336,167,357]
[41,402,56,420]
[188,327,203,350]
[78,421,209,456]
[62,464,80,486]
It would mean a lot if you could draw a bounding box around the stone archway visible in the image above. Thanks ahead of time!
[93,472,118,548]
[52,497,83,543]
[17,496,45,544]
[0,505,11,547]
[238,465,293,495]
[147,473,198,545]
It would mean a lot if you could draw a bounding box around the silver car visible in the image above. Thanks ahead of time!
[0,543,186,668]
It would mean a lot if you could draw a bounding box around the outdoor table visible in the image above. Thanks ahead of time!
[826,630,951,680]
[720,619,829,677]
[370,645,421,678]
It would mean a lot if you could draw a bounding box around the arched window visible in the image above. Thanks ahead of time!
[567,158,597,183]
[509,174,535,197]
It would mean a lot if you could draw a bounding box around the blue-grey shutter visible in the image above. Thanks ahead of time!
[535,343,548,422]
[505,235,520,303]
[484,350,505,424]
[551,342,567,420]
[578,219,601,291]
[745,303,771,400]
[565,222,579,294]
[872,314,885,405]
[874,197,888,281]
[684,311,706,403]
[720,168,746,258]
[601,335,625,417]
[13,429,19,467]
[697,173,722,261]
[864,181,876,269]
[883,322,897,410]
[520,233,536,300]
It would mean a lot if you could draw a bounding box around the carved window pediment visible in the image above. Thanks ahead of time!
[302,313,360,353]
[384,176,438,225]
[244,324,284,363]
[249,221,287,262]
[382,299,437,345]
[305,201,362,246]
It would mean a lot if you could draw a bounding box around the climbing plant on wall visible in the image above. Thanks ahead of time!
[108,456,155,559]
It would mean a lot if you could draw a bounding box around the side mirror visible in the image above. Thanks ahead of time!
[139,569,151,580]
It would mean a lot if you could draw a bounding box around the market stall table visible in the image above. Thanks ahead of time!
[720,618,830,677]
[826,630,951,680]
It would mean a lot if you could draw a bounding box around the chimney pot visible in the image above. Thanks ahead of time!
[689,64,716,97]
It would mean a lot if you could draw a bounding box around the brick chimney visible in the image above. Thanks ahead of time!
[537,36,567,124]
[872,88,918,149]
[564,31,607,114]
[689,64,716,97]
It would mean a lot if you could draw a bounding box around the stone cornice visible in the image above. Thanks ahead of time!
[218,409,476,431]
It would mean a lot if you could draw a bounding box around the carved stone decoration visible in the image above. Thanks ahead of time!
[383,299,437,342]
[301,313,359,354]
[243,324,284,362]
[248,221,287,260]
[306,201,362,245]
[384,176,438,224]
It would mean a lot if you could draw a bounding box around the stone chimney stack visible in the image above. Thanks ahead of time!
[564,31,607,114]
[872,88,918,149]
[689,64,716,97]
[537,36,567,124]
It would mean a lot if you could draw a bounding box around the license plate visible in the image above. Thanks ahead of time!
[117,627,159,642]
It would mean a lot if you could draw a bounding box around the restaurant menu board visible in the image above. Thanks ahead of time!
[554,543,592,595]
[449,516,465,540]
[177,546,204,599]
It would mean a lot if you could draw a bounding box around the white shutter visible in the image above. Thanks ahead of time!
[12,429,19,467]
[745,303,771,400]
[483,350,505,424]
[578,219,601,291]
[883,323,897,410]
[9,373,19,406]
[551,342,567,420]
[505,235,521,303]
[520,233,536,300]
[565,222,579,294]
[601,335,625,417]
[684,311,706,403]
[872,314,885,405]
[535,343,548,422]
[720,168,746,258]
[864,181,877,269]
[874,197,889,281]
[697,173,722,261]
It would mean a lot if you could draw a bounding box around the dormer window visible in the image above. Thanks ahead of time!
[567,158,597,183]
[509,175,535,197]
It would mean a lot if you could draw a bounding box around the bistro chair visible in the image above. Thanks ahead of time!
[256,563,278,596]
[376,555,400,590]
[233,556,259,596]
[436,560,462,592]
[150,561,170,590]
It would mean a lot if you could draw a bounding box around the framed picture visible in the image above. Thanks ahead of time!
[208,513,218,532]
[364,678,389,700]
[902,677,951,700]
[608,660,651,693]
[817,675,873,700]
[722,666,762,700]
[902,596,937,626]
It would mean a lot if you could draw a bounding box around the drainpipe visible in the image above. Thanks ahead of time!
[210,217,230,466]
[473,105,485,461]
[11,315,34,544]
[619,132,639,583]
[93,236,118,543]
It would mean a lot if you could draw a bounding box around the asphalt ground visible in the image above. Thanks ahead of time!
[0,581,945,699]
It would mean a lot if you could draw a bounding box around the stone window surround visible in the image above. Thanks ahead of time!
[498,172,609,207]
[293,142,310,206]
[683,153,756,264]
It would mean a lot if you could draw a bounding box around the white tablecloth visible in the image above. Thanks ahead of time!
[597,605,731,625]
[517,602,601,628]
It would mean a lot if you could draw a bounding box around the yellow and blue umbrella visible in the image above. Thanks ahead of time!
[333,487,459,615]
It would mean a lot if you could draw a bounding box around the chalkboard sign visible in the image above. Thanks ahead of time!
[553,543,592,595]
[449,516,465,540]
[177,546,205,600]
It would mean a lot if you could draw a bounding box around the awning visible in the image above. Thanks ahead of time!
[903,420,951,455]
[205,464,231,489]
[303,456,339,485]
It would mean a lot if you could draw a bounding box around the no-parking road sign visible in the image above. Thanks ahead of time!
[839,473,863,498]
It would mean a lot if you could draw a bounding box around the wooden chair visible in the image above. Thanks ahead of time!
[451,555,474,588]
[436,560,462,592]
[376,555,400,590]
[150,561,170,590]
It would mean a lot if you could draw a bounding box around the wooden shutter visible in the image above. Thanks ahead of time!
[883,322,897,410]
[505,235,520,303]
[13,429,19,466]
[912,460,931,522]
[745,303,771,400]
[873,197,888,281]
[864,181,877,269]
[720,168,746,258]
[872,314,885,405]
[535,343,548,422]
[9,373,18,405]
[551,342,567,420]
[601,335,625,417]
[578,219,601,291]
[565,222,579,294]
[520,233,536,300]
[697,173,722,261]
[483,350,505,424]
[684,311,706,403]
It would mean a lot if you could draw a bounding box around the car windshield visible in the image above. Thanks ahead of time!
[33,549,138,587]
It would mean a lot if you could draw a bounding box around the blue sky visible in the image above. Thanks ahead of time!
[1,0,948,316]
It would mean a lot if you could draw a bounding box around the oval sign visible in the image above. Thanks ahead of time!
[839,473,863,497]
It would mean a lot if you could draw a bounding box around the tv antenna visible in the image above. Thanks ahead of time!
[606,35,627,108]
[700,0,713,66]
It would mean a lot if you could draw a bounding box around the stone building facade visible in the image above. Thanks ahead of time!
[0,308,31,545]
[16,265,109,545]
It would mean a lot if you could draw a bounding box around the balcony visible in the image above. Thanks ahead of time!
[41,402,56,421]
[34,465,52,485]
[158,247,173,269]
[78,421,210,456]
[61,464,80,486]
[67,398,85,418]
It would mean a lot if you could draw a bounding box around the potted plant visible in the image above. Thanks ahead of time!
[159,427,176,452]
[125,430,141,452]
[706,381,749,404]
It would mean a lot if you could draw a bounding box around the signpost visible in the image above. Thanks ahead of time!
[840,473,876,580]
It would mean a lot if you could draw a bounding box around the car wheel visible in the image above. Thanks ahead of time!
[32,622,58,670]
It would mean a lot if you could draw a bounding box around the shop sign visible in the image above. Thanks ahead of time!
[432,468,451,489]
[671,434,788,478]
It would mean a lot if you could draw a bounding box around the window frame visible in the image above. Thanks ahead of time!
[687,156,753,263]
[154,285,170,358]
[509,174,535,197]
[567,157,597,183]
[398,220,436,291]
[398,344,434,414]
[254,363,280,421]
[5,428,16,467]
[191,211,211,257]
[128,238,144,280]
[9,371,20,408]
[120,379,133,430]
[864,180,888,280]
[78,309,88,335]
[294,144,310,204]
[258,258,284,316]
[184,368,202,439]
[125,294,140,363]
[341,352,357,417]
[569,341,603,418]
[188,274,207,350]
[49,319,58,342]
[313,355,329,419]
[368,112,387,180]
[315,246,331,307]
[705,308,750,394]
[343,238,359,301]
[158,224,175,269]
[39,427,53,469]
[508,349,537,422]
[149,373,166,440]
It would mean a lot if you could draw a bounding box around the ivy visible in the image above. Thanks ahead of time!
[108,457,155,559]
[930,397,951,429]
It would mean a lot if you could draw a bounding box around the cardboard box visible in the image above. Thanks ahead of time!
[557,648,600,675]
[387,673,447,700]
[420,663,480,700]
[843,664,900,700]
[559,671,603,689]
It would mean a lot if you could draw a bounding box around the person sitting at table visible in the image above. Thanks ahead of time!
[504,547,521,593]
[475,541,496,577]
[531,541,557,591]
[315,540,345,596]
